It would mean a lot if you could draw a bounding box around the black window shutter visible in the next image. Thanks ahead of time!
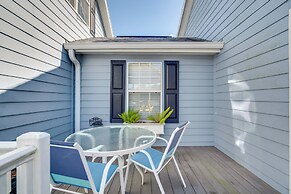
[110,60,126,123]
[164,61,179,123]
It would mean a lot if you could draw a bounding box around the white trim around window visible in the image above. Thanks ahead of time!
[66,0,91,27]
[126,62,163,120]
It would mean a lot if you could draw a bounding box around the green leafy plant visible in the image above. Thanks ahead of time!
[118,109,141,123]
[147,107,174,124]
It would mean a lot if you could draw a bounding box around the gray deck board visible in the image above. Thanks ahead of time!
[51,147,279,194]
[140,168,151,194]
[175,149,204,194]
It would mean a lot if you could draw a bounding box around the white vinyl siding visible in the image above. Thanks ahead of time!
[184,0,289,193]
[94,3,105,37]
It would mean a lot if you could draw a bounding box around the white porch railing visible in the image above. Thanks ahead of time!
[0,132,50,194]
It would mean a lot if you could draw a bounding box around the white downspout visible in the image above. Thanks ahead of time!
[68,49,81,132]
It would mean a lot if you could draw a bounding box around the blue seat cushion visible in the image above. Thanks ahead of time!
[51,162,118,192]
[130,148,164,170]
[88,162,118,192]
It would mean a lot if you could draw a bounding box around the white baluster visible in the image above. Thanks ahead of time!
[0,172,11,194]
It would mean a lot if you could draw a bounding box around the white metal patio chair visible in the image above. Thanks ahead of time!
[128,121,190,194]
[50,141,122,194]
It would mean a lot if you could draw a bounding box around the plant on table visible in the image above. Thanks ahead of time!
[147,106,173,124]
[118,108,141,123]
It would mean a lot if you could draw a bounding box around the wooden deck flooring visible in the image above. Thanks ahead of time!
[52,147,279,194]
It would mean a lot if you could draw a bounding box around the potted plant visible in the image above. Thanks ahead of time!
[140,107,173,134]
[118,107,173,134]
[118,109,141,124]
[147,107,174,124]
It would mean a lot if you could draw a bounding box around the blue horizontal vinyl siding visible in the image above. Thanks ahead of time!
[0,0,105,140]
[80,54,214,146]
[184,0,289,193]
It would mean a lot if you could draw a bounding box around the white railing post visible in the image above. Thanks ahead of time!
[16,132,50,194]
[0,172,11,194]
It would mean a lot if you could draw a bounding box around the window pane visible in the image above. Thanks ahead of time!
[129,92,160,120]
[128,62,161,90]
[68,0,75,8]
[78,0,89,24]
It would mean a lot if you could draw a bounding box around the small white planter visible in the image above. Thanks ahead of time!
[125,123,165,134]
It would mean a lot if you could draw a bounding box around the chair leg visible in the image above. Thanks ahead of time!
[102,156,107,163]
[153,171,165,194]
[124,154,132,187]
[134,164,145,185]
[172,156,186,188]
[92,156,97,162]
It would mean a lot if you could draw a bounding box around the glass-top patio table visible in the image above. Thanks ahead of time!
[65,125,157,194]
[65,125,156,157]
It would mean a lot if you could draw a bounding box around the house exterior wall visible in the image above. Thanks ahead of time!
[80,54,214,146]
[0,0,105,140]
[183,0,289,193]
[95,3,106,37]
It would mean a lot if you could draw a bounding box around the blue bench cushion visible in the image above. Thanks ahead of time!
[131,148,164,170]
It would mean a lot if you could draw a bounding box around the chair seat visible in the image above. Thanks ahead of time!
[51,162,117,192]
[131,148,164,170]
[88,162,118,192]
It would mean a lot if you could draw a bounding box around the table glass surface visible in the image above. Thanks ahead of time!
[65,126,156,153]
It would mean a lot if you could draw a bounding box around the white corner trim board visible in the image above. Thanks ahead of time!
[178,0,194,37]
[64,41,224,55]
[68,49,81,132]
[97,0,113,37]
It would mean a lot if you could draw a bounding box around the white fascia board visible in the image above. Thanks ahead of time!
[97,0,113,37]
[64,42,224,55]
[178,0,195,37]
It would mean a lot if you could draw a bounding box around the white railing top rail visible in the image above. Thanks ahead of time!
[0,145,36,175]
[0,142,17,157]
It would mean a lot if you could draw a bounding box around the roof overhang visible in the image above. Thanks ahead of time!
[97,0,113,37]
[64,41,224,55]
[177,0,195,37]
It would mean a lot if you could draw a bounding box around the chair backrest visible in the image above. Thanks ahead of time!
[50,141,95,190]
[161,121,190,165]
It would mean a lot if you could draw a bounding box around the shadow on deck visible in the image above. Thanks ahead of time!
[52,147,279,194]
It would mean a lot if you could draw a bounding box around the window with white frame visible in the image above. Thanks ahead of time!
[127,62,162,120]
[68,0,76,8]
[78,0,90,25]
[68,0,91,27]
